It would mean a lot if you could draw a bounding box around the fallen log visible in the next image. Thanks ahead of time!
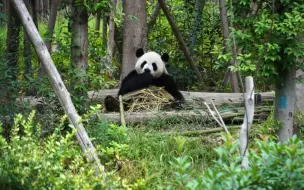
[17,89,274,110]
[89,89,274,106]
[96,107,271,124]
[1,107,270,127]
[96,110,210,124]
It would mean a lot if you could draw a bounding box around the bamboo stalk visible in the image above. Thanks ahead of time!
[119,95,126,127]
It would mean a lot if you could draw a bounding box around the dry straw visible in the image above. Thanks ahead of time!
[123,87,174,112]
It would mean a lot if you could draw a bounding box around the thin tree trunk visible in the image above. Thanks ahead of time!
[107,11,116,58]
[158,0,204,85]
[6,1,20,82]
[102,16,108,48]
[121,0,147,79]
[104,0,117,78]
[24,31,32,78]
[219,0,239,92]
[39,0,43,20]
[1,1,21,113]
[32,0,45,79]
[189,0,205,54]
[45,0,60,52]
[39,0,60,77]
[295,69,304,115]
[94,0,101,33]
[294,37,304,116]
[23,0,34,95]
[70,0,89,110]
[275,64,296,142]
[107,0,117,55]
[114,24,123,64]
[43,0,49,19]
[10,0,104,175]
[95,13,101,32]
[222,69,230,87]
[239,76,254,169]
[148,2,161,26]
[31,0,38,27]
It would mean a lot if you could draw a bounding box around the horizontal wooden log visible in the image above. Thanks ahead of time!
[1,107,270,126]
[16,89,274,110]
[96,108,270,124]
[89,89,274,106]
[96,110,210,124]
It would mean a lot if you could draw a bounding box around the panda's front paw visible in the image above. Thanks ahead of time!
[177,101,185,109]
[171,100,185,110]
[104,95,120,112]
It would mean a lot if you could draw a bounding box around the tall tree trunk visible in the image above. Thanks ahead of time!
[39,0,43,20]
[43,0,49,19]
[0,1,20,115]
[70,0,89,111]
[10,0,104,174]
[107,7,117,60]
[40,0,60,77]
[294,37,304,119]
[114,24,123,64]
[295,69,304,115]
[95,13,101,32]
[158,0,204,85]
[189,0,205,54]
[45,0,60,52]
[94,0,101,32]
[121,0,147,79]
[219,0,239,92]
[148,2,161,26]
[107,0,116,58]
[31,0,38,27]
[33,0,45,78]
[103,0,117,78]
[102,16,108,48]
[6,1,20,82]
[275,64,296,142]
[24,31,32,78]
[23,0,34,95]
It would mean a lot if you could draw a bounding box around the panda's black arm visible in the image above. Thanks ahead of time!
[118,70,154,96]
[153,75,185,103]
[119,70,138,87]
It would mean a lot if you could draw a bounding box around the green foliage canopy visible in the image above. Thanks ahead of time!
[226,1,304,82]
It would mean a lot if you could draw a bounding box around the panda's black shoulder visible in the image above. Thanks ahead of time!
[153,73,175,86]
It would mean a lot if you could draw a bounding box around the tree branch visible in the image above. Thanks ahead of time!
[158,0,204,85]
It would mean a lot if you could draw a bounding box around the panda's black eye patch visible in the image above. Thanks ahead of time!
[141,61,147,68]
[152,63,157,71]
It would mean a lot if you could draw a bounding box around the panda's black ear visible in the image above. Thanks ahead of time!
[161,53,169,62]
[136,48,145,58]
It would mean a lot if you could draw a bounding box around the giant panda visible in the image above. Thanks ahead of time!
[104,48,185,111]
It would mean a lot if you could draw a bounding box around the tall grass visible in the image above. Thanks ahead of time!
[87,118,218,189]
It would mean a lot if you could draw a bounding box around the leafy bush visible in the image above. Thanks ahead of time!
[164,135,304,189]
[0,111,142,189]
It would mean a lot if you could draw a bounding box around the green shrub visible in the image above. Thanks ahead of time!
[0,111,142,189]
[164,135,304,189]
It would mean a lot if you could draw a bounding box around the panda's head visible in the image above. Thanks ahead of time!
[135,48,169,78]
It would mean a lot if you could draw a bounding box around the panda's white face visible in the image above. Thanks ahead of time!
[135,51,169,78]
